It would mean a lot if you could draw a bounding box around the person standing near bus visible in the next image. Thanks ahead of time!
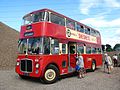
[76,53,85,78]
[112,54,118,67]
[104,53,113,74]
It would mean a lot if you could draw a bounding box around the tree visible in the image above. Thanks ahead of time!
[113,44,120,51]
[106,44,113,52]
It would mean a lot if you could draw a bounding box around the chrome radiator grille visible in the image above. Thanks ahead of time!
[20,60,32,72]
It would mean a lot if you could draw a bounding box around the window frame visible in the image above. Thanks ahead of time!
[62,44,67,54]
[50,38,59,54]
[91,47,97,54]
[43,37,50,54]
[50,13,65,26]
[77,45,84,54]
[66,19,75,30]
[86,47,91,54]
[85,28,90,35]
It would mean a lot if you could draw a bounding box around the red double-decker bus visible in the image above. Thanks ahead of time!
[15,9,102,84]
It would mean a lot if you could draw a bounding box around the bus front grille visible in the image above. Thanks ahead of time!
[20,60,32,72]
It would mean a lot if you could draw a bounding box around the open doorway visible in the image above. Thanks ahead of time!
[68,42,77,72]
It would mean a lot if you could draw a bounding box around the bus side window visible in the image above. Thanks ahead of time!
[91,29,94,36]
[62,44,66,54]
[51,13,65,26]
[51,39,59,54]
[70,46,75,54]
[33,12,45,22]
[85,28,90,35]
[44,37,50,54]
[76,24,80,31]
[77,45,84,54]
[80,25,84,33]
[91,47,97,54]
[91,29,97,36]
[86,47,91,54]
[76,23,84,33]
[98,48,101,54]
[66,19,75,30]
[96,31,100,37]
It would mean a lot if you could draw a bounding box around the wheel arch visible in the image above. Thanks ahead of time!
[46,63,60,71]
[41,62,60,77]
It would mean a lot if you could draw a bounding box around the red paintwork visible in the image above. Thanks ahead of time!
[16,54,68,77]
[82,54,102,69]
[16,9,103,78]
[16,53,102,77]
[20,22,101,45]
[20,22,66,39]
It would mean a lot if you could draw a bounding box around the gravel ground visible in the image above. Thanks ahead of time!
[0,67,120,90]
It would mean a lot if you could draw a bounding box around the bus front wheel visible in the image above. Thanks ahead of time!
[42,65,59,84]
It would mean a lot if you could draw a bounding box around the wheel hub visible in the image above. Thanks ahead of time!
[45,69,56,81]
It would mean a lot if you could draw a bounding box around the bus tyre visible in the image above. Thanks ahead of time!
[42,65,59,84]
[91,61,96,72]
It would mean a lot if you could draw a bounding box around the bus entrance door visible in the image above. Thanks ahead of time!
[68,42,76,73]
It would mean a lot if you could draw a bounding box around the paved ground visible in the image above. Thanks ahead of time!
[0,67,120,90]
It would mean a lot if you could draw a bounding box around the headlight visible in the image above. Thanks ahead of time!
[35,63,40,68]
[16,62,20,66]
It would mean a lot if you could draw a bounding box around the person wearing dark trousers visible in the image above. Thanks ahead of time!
[112,54,118,67]
[104,53,113,74]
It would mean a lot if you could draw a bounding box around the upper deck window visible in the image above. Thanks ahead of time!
[85,28,90,35]
[91,29,100,37]
[23,11,48,25]
[91,29,95,36]
[96,31,100,37]
[76,23,84,33]
[66,19,75,30]
[51,13,65,26]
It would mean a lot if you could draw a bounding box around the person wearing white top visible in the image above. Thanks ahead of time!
[112,54,118,67]
[76,53,85,78]
[104,53,113,74]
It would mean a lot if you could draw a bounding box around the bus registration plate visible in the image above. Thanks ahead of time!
[24,73,29,76]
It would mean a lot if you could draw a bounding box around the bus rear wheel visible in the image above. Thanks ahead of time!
[91,61,96,72]
[42,65,59,84]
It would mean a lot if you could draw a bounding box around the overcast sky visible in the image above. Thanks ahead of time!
[0,0,120,47]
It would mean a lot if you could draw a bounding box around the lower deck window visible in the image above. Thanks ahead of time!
[77,46,84,54]
[86,47,91,54]
[51,39,59,54]
[62,44,66,54]
[91,48,97,53]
